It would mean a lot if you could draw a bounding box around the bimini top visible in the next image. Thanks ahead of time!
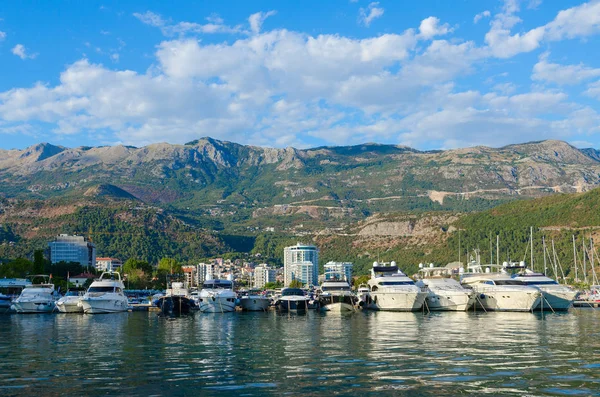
[371,261,403,276]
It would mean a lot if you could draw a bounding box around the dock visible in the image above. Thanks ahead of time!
[573,300,600,308]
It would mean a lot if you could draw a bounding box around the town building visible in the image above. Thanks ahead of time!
[253,264,276,289]
[196,262,217,285]
[182,265,196,288]
[95,257,122,272]
[284,243,319,286]
[69,273,95,287]
[324,261,353,282]
[48,234,96,268]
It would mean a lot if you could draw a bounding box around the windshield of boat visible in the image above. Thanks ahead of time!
[491,280,522,286]
[322,286,351,291]
[519,280,559,285]
[203,282,232,289]
[282,288,304,296]
[65,290,85,296]
[377,281,415,286]
[88,286,116,293]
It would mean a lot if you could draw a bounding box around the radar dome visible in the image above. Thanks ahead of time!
[390,261,397,267]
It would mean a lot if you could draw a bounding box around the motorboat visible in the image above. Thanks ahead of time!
[239,291,271,311]
[198,279,237,313]
[460,262,541,312]
[415,264,475,311]
[276,287,310,312]
[0,278,31,311]
[156,276,195,316]
[366,261,428,311]
[357,284,370,309]
[508,262,578,311]
[11,275,57,313]
[79,271,129,314]
[56,287,86,313]
[318,272,357,312]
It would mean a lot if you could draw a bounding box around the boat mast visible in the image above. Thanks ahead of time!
[573,235,578,282]
[530,226,534,271]
[496,235,499,266]
[542,236,547,276]
[584,237,588,284]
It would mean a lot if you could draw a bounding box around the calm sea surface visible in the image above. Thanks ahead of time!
[0,309,599,396]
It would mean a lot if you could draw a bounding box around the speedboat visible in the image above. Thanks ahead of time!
[460,262,541,312]
[56,287,86,313]
[357,284,370,309]
[415,264,475,311]
[239,291,271,311]
[79,271,129,314]
[11,275,57,313]
[156,277,195,316]
[366,261,428,311]
[198,279,237,313]
[0,278,31,311]
[276,287,310,312]
[508,263,578,311]
[318,277,357,312]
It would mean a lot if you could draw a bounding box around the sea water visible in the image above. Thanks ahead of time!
[0,309,599,396]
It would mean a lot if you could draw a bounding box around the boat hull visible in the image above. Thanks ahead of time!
[425,291,475,311]
[56,299,84,313]
[536,289,578,311]
[199,298,236,313]
[79,298,129,314]
[11,300,55,313]
[369,291,428,311]
[278,298,310,312]
[473,288,541,312]
[157,296,194,316]
[239,297,270,311]
[319,295,357,312]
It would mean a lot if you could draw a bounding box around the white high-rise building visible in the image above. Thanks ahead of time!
[49,234,96,268]
[254,264,276,289]
[284,243,319,286]
[197,263,216,285]
[324,261,353,283]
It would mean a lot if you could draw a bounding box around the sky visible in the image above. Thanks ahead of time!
[1,0,600,151]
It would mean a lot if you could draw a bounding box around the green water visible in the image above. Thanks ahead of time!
[0,309,599,396]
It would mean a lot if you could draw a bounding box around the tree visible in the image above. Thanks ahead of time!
[353,275,370,289]
[263,281,283,289]
[289,279,304,288]
[157,258,181,274]
[0,258,34,278]
[122,258,152,275]
[33,250,46,274]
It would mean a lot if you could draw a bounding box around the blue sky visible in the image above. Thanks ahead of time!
[1,0,600,150]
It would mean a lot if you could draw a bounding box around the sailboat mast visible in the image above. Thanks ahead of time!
[543,236,547,276]
[573,235,578,282]
[530,226,534,271]
[584,237,588,284]
[496,235,499,267]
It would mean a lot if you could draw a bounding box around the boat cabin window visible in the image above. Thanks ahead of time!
[282,288,304,296]
[0,286,25,295]
[322,286,351,291]
[378,281,415,286]
[88,286,115,293]
[484,281,495,285]
[521,280,558,286]
[493,280,522,286]
[203,282,232,289]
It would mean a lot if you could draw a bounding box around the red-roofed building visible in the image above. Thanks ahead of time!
[69,273,96,287]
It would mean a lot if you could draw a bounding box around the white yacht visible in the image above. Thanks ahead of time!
[318,275,357,312]
[357,284,370,309]
[0,278,31,311]
[415,264,475,311]
[460,262,541,312]
[509,263,578,311]
[56,288,86,313]
[239,291,271,311]
[11,275,57,313]
[276,287,310,312]
[198,279,237,313]
[79,271,129,314]
[366,261,428,311]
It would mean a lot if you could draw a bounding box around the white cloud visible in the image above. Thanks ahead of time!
[533,53,600,85]
[473,10,491,24]
[0,31,6,41]
[544,0,600,40]
[585,80,600,99]
[248,10,277,35]
[419,16,453,39]
[11,44,37,60]
[359,2,384,27]
[134,10,245,36]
